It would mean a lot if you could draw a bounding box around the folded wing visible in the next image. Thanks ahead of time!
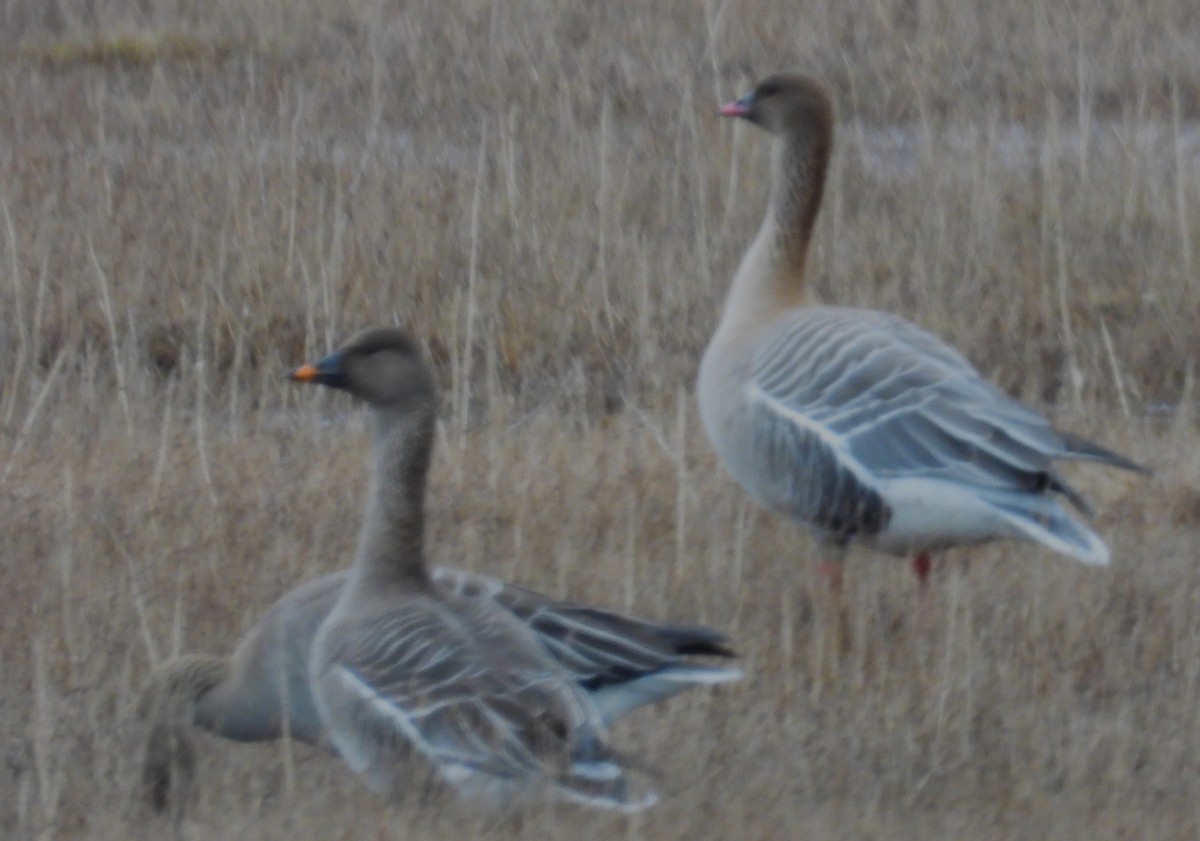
[313,594,656,812]
[741,308,1144,542]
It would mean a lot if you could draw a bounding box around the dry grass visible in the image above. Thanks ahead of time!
[1,0,1198,838]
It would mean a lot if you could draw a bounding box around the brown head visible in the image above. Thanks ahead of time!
[291,327,436,584]
[289,327,434,412]
[718,73,834,140]
[719,73,835,281]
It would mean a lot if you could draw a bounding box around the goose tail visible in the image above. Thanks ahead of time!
[591,663,743,725]
[1059,431,1152,476]
[556,731,658,813]
[983,491,1111,566]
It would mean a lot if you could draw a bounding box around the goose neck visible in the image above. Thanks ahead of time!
[352,404,435,589]
[765,121,830,284]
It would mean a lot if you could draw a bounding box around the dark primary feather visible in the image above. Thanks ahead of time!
[738,393,892,542]
[439,571,737,685]
[1058,430,1151,475]
[647,625,736,659]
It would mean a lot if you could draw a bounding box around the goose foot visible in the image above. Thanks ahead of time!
[911,553,935,628]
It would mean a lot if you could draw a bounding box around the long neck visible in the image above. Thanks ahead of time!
[717,120,832,337]
[768,122,830,282]
[351,404,435,591]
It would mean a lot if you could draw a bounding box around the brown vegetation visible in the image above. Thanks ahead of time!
[1,0,1197,838]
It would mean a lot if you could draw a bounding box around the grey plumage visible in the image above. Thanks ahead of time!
[293,327,729,811]
[724,307,1146,560]
[137,566,738,812]
[314,590,642,808]
[701,74,1147,575]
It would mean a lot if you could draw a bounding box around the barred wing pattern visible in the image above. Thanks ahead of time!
[298,569,737,711]
[437,571,740,723]
[515,601,734,690]
[437,568,738,688]
[313,592,655,811]
[735,307,1138,556]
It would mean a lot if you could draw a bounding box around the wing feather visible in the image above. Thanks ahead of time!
[746,307,1100,529]
[434,571,736,690]
[317,596,593,787]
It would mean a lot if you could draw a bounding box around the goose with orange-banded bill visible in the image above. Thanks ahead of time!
[289,327,740,812]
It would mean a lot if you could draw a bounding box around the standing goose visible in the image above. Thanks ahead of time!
[138,568,739,811]
[292,327,662,812]
[698,73,1148,588]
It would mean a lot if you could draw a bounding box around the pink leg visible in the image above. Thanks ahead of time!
[910,553,932,587]
[816,559,851,654]
[911,553,935,625]
[817,560,844,597]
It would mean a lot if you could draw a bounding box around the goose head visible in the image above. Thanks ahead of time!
[289,327,434,411]
[719,73,833,138]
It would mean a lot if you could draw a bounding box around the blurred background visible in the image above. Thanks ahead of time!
[1,1,1197,837]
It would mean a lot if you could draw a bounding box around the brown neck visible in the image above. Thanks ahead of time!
[354,404,435,589]
[767,114,831,289]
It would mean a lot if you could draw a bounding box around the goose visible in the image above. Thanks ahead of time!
[291,327,699,812]
[698,73,1148,590]
[138,568,739,810]
[137,572,339,812]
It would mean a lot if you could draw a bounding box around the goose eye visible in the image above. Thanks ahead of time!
[757,82,780,98]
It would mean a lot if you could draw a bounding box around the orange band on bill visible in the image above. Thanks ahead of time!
[290,363,320,382]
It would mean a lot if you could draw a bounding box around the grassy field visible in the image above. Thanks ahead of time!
[2,0,1199,838]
